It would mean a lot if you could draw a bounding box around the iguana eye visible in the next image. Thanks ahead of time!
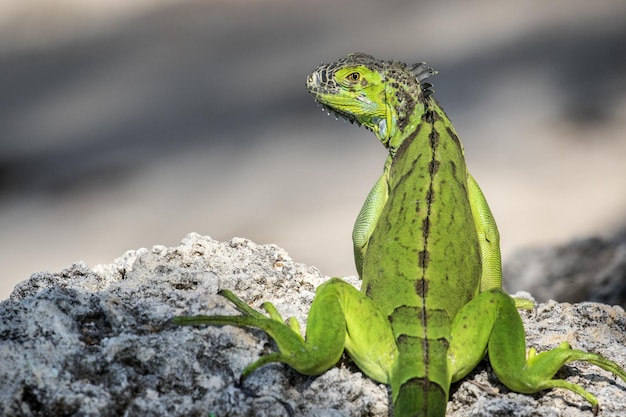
[347,72,360,82]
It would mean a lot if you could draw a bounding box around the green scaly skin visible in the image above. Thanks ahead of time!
[174,53,626,416]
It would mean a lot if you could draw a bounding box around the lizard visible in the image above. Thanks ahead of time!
[173,53,626,416]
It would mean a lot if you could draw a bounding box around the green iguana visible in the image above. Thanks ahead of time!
[174,53,626,416]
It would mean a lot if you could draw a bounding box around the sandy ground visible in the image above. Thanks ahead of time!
[1,0,626,300]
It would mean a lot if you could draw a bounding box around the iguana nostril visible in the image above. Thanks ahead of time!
[306,72,319,88]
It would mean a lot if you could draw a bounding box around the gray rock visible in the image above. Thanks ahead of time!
[504,234,626,306]
[2,233,625,416]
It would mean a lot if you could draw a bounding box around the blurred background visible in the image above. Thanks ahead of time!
[1,0,625,300]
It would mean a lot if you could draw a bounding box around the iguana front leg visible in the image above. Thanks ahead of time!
[467,173,502,291]
[352,155,391,277]
[467,173,534,309]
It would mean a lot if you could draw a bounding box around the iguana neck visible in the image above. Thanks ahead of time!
[380,65,431,153]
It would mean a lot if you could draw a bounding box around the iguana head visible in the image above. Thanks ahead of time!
[306,52,436,147]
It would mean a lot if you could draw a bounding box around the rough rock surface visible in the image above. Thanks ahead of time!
[1,233,625,416]
[505,233,626,307]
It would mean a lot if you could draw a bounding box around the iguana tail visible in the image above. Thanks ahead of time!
[390,341,450,417]
[392,377,447,417]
